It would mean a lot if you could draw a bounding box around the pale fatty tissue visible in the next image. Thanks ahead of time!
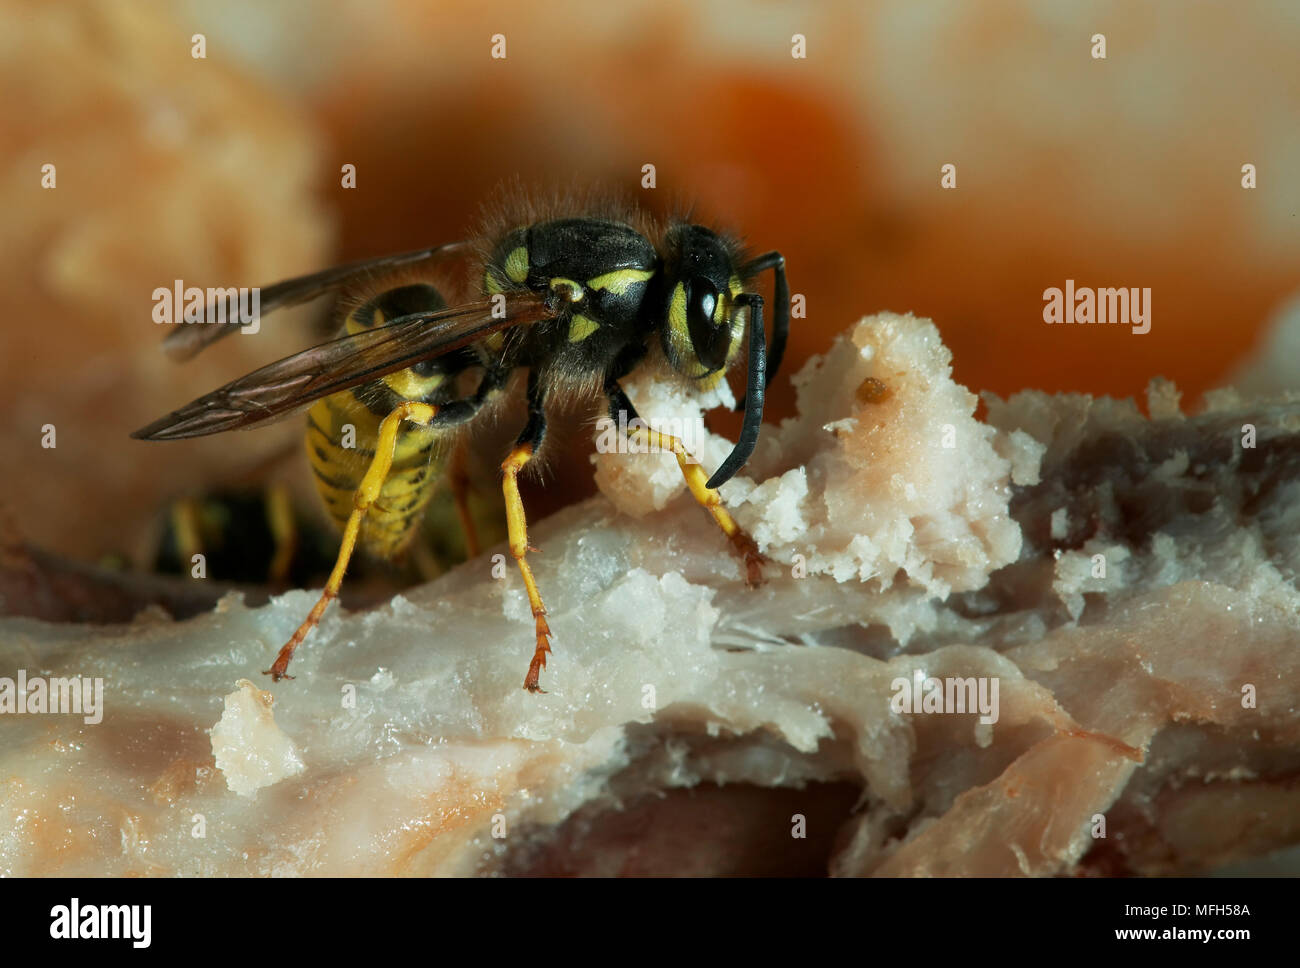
[209,679,305,797]
[2,312,1298,876]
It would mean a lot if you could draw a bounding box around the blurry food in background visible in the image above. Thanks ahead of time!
[0,0,332,559]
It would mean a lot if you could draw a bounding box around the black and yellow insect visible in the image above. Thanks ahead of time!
[153,484,333,586]
[151,475,498,588]
[133,193,789,692]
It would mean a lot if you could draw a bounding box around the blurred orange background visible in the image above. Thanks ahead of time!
[2,0,1297,561]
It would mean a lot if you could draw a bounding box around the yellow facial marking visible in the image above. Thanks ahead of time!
[726,275,747,351]
[667,282,690,357]
[568,314,600,343]
[712,291,728,325]
[485,271,504,296]
[587,268,655,296]
[485,331,505,352]
[505,246,529,284]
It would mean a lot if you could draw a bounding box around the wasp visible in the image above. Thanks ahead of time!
[132,192,789,692]
[150,477,498,588]
[152,485,329,586]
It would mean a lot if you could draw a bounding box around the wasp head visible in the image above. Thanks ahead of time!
[660,224,744,383]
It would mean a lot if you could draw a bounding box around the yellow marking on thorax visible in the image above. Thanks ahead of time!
[344,307,383,336]
[549,277,584,302]
[486,246,530,296]
[588,267,655,295]
[383,367,444,401]
[568,314,600,342]
[504,246,529,284]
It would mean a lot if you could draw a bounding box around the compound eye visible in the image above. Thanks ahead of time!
[685,277,730,370]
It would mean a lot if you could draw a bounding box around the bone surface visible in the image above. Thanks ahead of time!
[2,313,1297,876]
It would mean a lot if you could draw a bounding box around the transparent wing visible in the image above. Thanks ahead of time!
[161,242,471,361]
[133,293,549,440]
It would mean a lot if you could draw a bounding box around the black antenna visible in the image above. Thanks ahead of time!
[734,251,788,411]
[707,293,765,489]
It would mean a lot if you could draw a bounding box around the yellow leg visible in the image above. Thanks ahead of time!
[631,427,768,586]
[265,401,437,681]
[502,443,553,692]
[449,444,481,559]
[170,497,204,568]
[264,483,297,586]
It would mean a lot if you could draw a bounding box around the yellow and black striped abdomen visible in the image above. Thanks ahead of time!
[304,282,458,560]
[305,392,444,559]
